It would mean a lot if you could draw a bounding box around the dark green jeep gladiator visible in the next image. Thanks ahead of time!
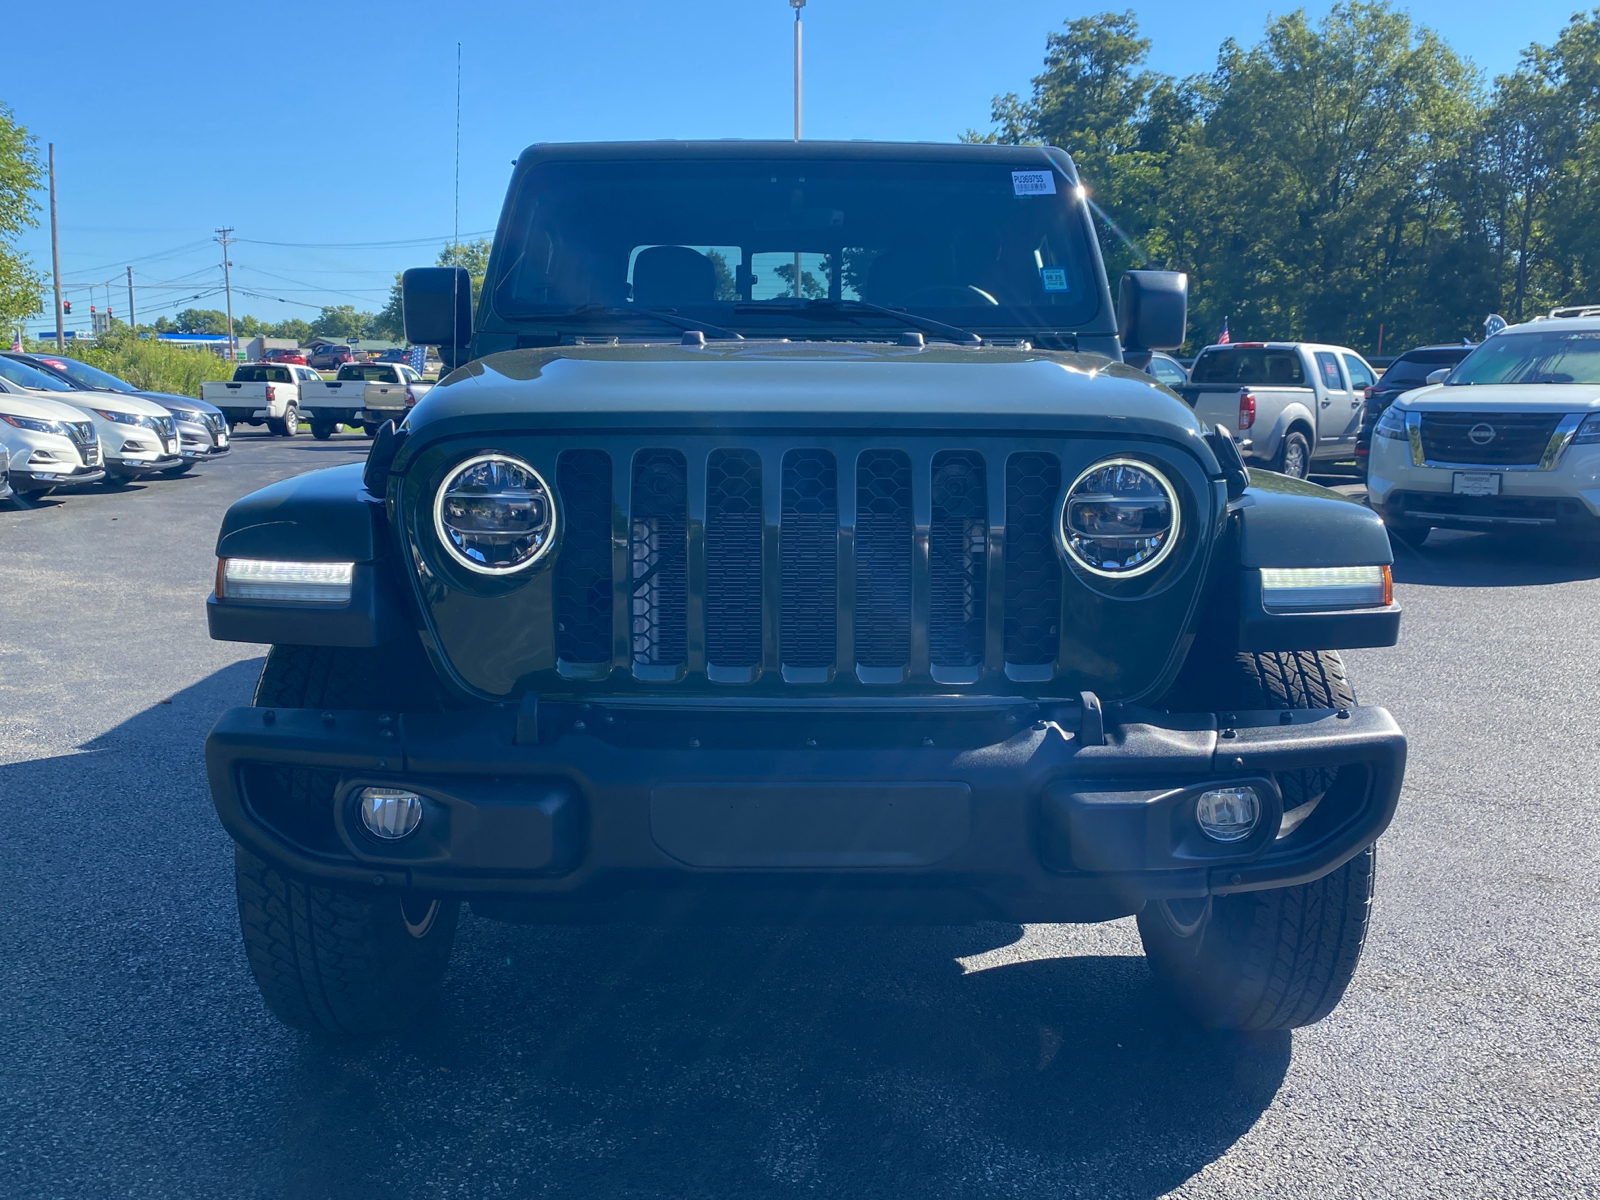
[204,141,1404,1037]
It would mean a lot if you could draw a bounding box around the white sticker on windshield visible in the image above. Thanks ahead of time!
[1039,267,1070,292]
[1012,170,1057,196]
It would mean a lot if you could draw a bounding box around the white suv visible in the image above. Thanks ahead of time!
[0,354,181,483]
[1367,308,1600,544]
[0,382,106,501]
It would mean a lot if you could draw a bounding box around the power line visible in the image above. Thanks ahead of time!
[234,229,493,250]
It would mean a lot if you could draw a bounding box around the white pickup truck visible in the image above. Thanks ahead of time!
[1174,341,1379,478]
[202,363,324,436]
[297,362,432,440]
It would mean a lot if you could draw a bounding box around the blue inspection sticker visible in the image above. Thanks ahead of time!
[1039,267,1070,292]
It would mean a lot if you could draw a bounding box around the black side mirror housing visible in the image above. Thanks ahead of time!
[403,267,473,365]
[1118,270,1188,353]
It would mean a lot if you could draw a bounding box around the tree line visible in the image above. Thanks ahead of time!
[969,2,1600,354]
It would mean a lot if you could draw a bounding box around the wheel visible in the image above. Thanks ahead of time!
[1138,650,1378,1030]
[311,419,336,441]
[160,462,197,478]
[4,486,53,509]
[101,471,135,490]
[1273,430,1311,479]
[362,422,380,438]
[1384,518,1430,549]
[235,643,457,1037]
[268,401,300,438]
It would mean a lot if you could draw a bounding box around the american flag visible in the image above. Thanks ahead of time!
[1217,317,1230,345]
[407,344,426,372]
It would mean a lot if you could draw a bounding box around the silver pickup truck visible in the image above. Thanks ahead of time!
[298,362,431,440]
[1175,342,1378,478]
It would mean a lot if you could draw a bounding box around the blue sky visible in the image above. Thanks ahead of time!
[5,0,1584,335]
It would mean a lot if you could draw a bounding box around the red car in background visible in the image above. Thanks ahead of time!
[261,348,306,364]
[306,344,356,370]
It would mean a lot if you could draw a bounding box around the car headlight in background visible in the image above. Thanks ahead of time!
[1059,457,1180,577]
[1572,413,1600,444]
[219,558,354,604]
[1373,405,1407,440]
[1,413,68,436]
[433,453,557,575]
[91,408,141,425]
[1260,565,1391,610]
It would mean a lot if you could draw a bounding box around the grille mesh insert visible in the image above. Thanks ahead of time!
[930,450,987,667]
[854,449,913,668]
[631,449,688,666]
[555,449,613,663]
[781,449,837,668]
[705,448,763,668]
[1004,452,1062,665]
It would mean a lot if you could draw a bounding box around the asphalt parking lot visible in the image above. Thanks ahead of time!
[1,435,1596,1199]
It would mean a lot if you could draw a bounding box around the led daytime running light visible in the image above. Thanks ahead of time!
[1260,564,1390,610]
[222,558,354,603]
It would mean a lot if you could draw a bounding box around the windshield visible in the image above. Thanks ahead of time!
[1189,347,1306,386]
[33,355,134,392]
[1376,349,1470,389]
[0,356,76,391]
[336,364,400,382]
[232,365,294,383]
[491,157,1101,335]
[1449,329,1600,384]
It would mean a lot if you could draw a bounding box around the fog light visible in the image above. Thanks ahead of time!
[358,787,424,840]
[221,558,354,604]
[1196,786,1260,842]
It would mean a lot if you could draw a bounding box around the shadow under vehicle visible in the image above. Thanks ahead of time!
[200,140,1407,1041]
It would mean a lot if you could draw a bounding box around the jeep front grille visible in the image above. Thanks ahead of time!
[539,442,1083,686]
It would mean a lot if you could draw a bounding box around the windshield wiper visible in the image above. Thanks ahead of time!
[511,305,743,341]
[733,298,983,347]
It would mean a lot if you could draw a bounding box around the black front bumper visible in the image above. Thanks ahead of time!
[206,699,1405,924]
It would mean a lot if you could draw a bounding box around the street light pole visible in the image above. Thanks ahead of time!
[791,0,805,297]
[49,143,63,350]
[791,0,804,141]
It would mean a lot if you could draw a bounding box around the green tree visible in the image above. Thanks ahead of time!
[267,317,312,341]
[310,304,374,339]
[371,238,496,344]
[174,307,233,334]
[0,103,45,326]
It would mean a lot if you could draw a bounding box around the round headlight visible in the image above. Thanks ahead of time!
[433,453,557,575]
[1059,458,1180,577]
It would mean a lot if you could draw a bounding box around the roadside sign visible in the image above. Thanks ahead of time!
[347,335,361,344]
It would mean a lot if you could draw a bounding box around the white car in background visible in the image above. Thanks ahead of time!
[1368,308,1600,544]
[0,378,106,503]
[0,355,181,484]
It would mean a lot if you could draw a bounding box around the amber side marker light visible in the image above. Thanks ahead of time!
[1260,564,1391,611]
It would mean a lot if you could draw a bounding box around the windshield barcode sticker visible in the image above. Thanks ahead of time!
[1012,170,1056,196]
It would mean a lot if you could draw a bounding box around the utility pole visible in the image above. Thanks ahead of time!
[126,266,136,333]
[215,227,236,361]
[791,1,805,298]
[48,143,63,349]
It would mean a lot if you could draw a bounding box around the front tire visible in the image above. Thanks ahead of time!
[1138,650,1378,1029]
[236,643,457,1037]
[160,462,197,477]
[1273,430,1311,479]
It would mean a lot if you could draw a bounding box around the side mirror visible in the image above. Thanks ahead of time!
[1118,270,1188,352]
[403,267,473,363]
[1425,368,1450,385]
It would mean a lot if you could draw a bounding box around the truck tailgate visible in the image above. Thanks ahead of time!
[301,381,408,411]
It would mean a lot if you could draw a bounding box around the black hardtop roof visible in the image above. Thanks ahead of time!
[513,139,1077,174]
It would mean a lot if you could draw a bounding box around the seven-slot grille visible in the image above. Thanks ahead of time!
[548,443,1076,684]
[1419,412,1563,466]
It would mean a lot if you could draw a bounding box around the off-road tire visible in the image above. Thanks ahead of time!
[235,844,458,1037]
[1273,430,1311,479]
[1137,650,1377,1029]
[236,642,456,1037]
[310,419,337,441]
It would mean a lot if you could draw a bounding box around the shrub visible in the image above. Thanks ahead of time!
[54,334,235,397]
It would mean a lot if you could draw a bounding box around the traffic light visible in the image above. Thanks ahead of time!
[62,300,71,314]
